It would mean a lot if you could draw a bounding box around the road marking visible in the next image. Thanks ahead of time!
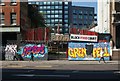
[13,74,34,77]
[114,71,120,74]
[35,66,52,68]
[35,74,70,77]
[13,74,70,77]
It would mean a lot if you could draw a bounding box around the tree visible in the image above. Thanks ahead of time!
[28,4,46,28]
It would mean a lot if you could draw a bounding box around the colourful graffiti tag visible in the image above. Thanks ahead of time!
[68,42,111,60]
[68,48,86,58]
[18,44,48,58]
[92,47,110,58]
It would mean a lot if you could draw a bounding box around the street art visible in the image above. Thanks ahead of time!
[68,42,111,60]
[5,44,17,60]
[18,44,48,59]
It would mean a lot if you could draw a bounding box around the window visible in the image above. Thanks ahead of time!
[46,19,50,23]
[73,15,77,19]
[39,2,43,5]
[79,10,83,14]
[47,15,50,18]
[55,19,58,22]
[65,15,68,18]
[59,10,62,14]
[90,11,93,14]
[73,10,76,14]
[55,2,58,5]
[43,2,46,5]
[39,6,42,9]
[51,15,54,18]
[51,11,54,14]
[51,6,54,9]
[0,0,5,5]
[59,2,62,5]
[65,24,68,27]
[59,15,62,18]
[47,11,50,14]
[11,0,17,5]
[64,20,68,23]
[65,11,68,14]
[51,19,54,23]
[65,2,68,5]
[55,11,58,14]
[36,2,39,5]
[11,13,16,25]
[47,2,50,5]
[55,15,58,18]
[51,2,54,5]
[85,16,88,19]
[43,6,46,9]
[59,19,62,22]
[64,6,68,9]
[0,13,5,25]
[59,6,62,9]
[55,6,58,9]
[47,6,50,9]
[79,15,83,19]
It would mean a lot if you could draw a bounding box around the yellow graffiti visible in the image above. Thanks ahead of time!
[68,47,110,58]
[68,48,86,58]
[92,48,110,58]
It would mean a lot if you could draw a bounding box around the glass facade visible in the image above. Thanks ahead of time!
[71,7,94,29]
[29,1,71,28]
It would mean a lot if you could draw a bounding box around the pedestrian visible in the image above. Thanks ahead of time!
[99,48,106,63]
[30,51,34,61]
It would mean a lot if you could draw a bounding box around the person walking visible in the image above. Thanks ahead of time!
[30,51,34,61]
[99,48,106,63]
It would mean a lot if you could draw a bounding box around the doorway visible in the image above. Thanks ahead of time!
[85,44,93,56]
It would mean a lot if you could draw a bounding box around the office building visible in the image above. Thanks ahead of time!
[70,6,95,29]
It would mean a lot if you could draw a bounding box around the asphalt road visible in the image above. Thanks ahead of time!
[2,68,120,81]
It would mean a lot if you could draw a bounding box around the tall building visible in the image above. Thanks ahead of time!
[0,0,30,46]
[29,0,72,28]
[97,0,110,33]
[70,6,95,29]
[110,0,120,49]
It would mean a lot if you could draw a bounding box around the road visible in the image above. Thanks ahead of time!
[1,60,120,81]
[2,68,120,81]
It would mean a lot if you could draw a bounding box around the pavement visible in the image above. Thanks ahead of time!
[1,60,120,70]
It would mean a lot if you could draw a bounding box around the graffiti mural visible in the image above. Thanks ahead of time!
[68,42,111,60]
[5,44,17,60]
[17,44,48,60]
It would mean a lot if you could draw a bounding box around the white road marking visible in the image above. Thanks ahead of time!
[13,74,70,77]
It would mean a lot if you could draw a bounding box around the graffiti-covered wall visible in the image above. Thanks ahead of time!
[17,44,48,60]
[5,44,17,60]
[68,42,111,60]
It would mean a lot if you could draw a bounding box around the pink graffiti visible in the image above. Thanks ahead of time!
[22,45,45,56]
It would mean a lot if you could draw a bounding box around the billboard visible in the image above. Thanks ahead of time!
[68,42,111,60]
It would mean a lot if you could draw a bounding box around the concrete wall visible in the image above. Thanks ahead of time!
[112,49,120,60]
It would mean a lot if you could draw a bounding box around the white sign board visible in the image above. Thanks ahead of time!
[70,34,98,42]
